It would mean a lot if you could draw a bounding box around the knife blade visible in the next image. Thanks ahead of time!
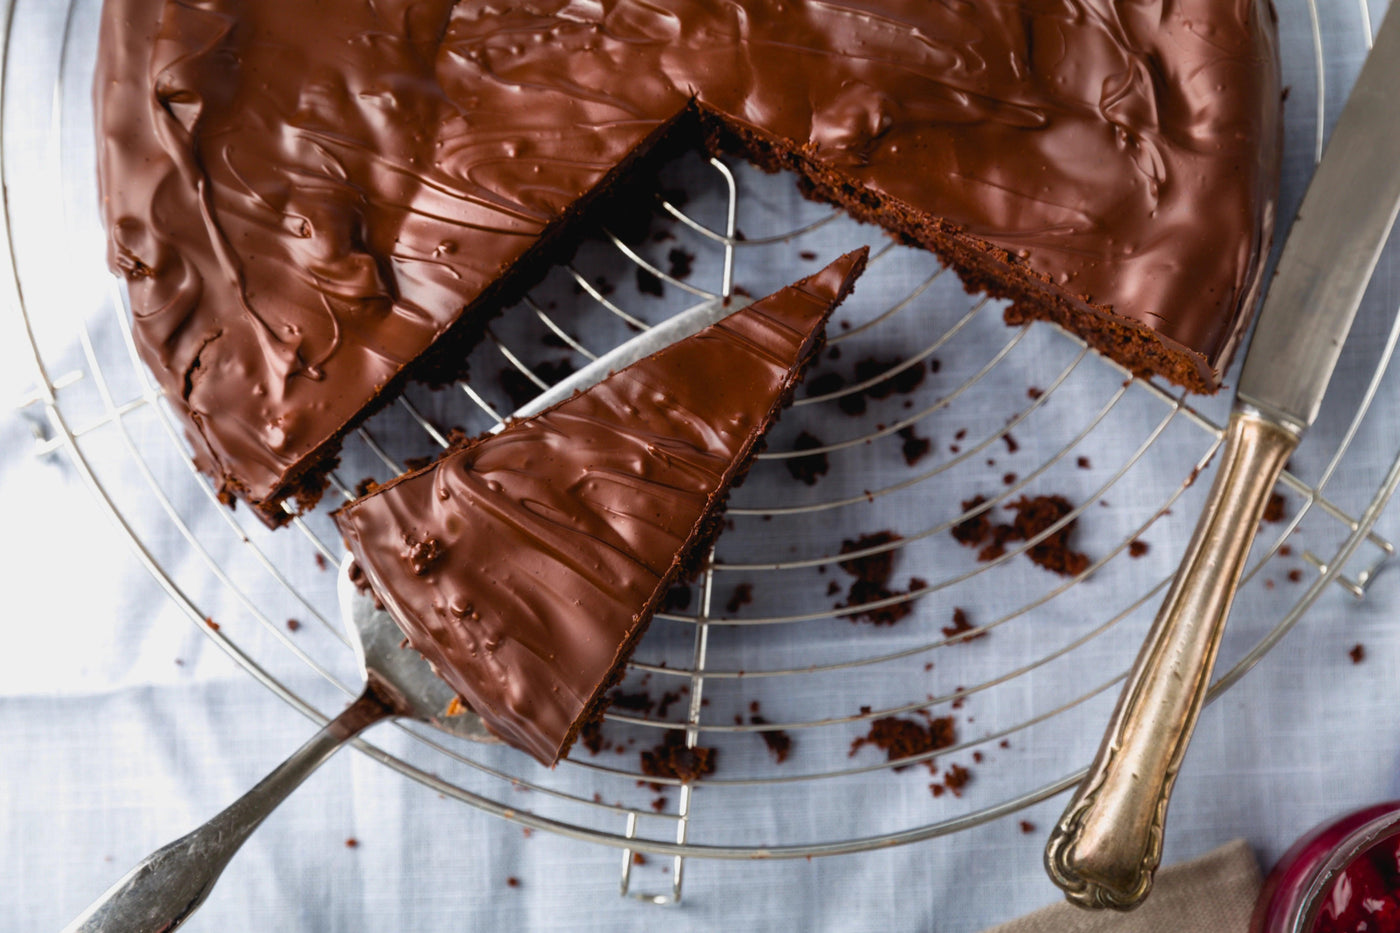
[1239,9,1400,430]
[1046,4,1400,910]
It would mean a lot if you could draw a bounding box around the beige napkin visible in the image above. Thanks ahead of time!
[983,840,1262,933]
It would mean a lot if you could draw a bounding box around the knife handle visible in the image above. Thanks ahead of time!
[1045,408,1298,910]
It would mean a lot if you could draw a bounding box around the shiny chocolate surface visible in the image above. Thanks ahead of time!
[96,0,1279,510]
[334,252,865,764]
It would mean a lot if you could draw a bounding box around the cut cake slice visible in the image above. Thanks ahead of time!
[334,250,866,765]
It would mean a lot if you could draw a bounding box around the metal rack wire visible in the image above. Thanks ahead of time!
[6,0,1398,905]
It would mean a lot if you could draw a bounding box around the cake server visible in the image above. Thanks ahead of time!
[60,290,749,932]
[62,557,497,933]
[1046,6,1400,910]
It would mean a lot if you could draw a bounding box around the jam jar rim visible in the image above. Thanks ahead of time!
[1288,805,1400,933]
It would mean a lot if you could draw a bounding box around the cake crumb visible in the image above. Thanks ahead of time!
[951,493,1089,576]
[1262,492,1287,523]
[636,267,664,296]
[1008,495,1089,576]
[633,852,648,865]
[751,715,793,764]
[1128,540,1149,558]
[896,426,932,466]
[856,357,927,400]
[1026,387,1043,400]
[580,721,607,755]
[1076,456,1092,469]
[806,370,845,399]
[1349,644,1366,664]
[849,715,955,774]
[725,583,754,615]
[656,690,682,719]
[345,838,359,849]
[1019,820,1036,834]
[640,731,716,783]
[286,617,301,632]
[787,431,830,485]
[941,763,972,797]
[839,532,898,583]
[661,584,693,612]
[941,607,985,642]
[314,552,328,571]
[204,616,220,632]
[666,248,694,280]
[506,876,520,888]
[836,532,923,625]
[1286,568,1303,583]
[952,496,992,547]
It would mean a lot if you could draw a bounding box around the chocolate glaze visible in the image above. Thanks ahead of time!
[96,0,1280,516]
[334,251,866,765]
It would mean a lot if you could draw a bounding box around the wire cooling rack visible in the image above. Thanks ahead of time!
[6,0,1399,905]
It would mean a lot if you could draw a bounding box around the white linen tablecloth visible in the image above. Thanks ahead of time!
[3,0,1400,930]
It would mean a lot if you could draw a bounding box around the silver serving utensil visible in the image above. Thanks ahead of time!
[1046,5,1400,910]
[63,289,745,932]
[62,556,496,933]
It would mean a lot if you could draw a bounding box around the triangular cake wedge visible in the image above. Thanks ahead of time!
[333,250,866,765]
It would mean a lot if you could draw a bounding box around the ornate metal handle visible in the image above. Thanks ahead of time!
[1045,408,1299,909]
[62,690,392,933]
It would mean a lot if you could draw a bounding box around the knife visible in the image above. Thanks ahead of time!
[1044,5,1400,910]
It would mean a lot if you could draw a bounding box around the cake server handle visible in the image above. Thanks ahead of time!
[1045,408,1298,909]
[62,689,392,933]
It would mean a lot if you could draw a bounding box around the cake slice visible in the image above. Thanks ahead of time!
[96,0,1280,524]
[333,250,866,765]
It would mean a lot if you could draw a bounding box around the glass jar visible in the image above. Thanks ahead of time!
[1251,801,1400,933]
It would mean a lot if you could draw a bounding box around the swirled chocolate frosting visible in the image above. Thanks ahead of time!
[96,0,1280,520]
[334,251,866,764]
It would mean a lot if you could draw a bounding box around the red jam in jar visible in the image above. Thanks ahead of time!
[1312,829,1400,933]
[1252,803,1400,933]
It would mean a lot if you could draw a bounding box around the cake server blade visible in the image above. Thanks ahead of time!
[1047,5,1400,911]
[506,294,745,423]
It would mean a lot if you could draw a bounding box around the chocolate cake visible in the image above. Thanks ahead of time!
[96,0,1281,524]
[333,252,865,765]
